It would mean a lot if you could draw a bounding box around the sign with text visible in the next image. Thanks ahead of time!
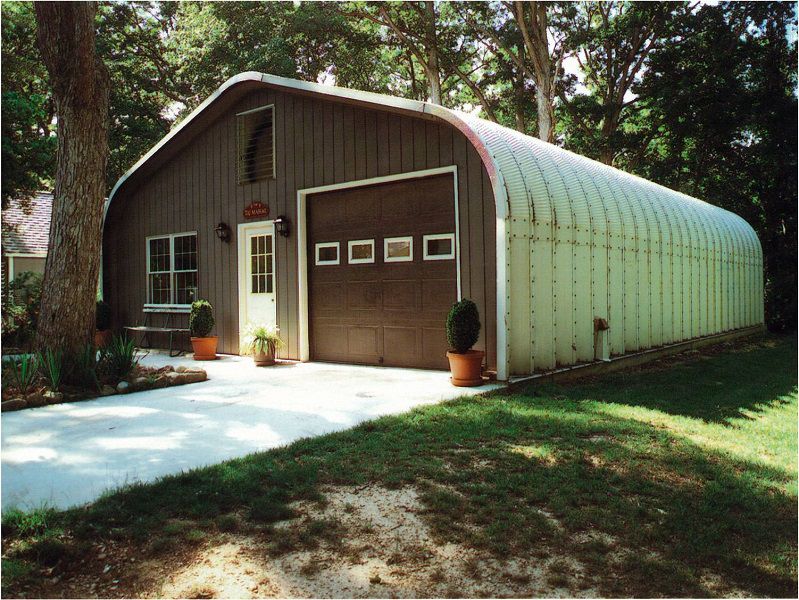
[243,201,269,219]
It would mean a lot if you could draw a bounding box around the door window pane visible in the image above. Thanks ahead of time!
[250,233,273,294]
[384,236,413,262]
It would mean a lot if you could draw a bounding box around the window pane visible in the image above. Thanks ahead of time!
[266,255,273,275]
[317,244,338,263]
[174,271,198,305]
[351,243,372,261]
[266,275,273,294]
[174,234,197,271]
[386,239,411,258]
[149,273,171,304]
[427,237,452,256]
[149,237,170,272]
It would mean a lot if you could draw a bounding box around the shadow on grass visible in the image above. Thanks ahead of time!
[3,335,797,597]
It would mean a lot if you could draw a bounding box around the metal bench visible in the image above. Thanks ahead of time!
[124,308,190,357]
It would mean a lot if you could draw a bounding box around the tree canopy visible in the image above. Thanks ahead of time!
[2,0,796,330]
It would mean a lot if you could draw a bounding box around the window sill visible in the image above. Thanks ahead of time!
[143,304,191,314]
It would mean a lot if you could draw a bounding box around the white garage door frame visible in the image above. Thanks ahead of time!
[296,165,463,366]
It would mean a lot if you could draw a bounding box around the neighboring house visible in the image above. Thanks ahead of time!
[103,73,763,380]
[2,191,51,289]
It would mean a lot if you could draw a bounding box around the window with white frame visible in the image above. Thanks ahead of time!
[146,233,198,306]
[315,242,340,265]
[348,239,375,264]
[423,233,455,260]
[384,236,413,262]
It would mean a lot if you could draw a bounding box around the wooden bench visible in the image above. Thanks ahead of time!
[124,308,190,357]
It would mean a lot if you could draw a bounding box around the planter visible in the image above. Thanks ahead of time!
[191,336,218,360]
[94,329,112,349]
[446,350,485,387]
[253,347,276,366]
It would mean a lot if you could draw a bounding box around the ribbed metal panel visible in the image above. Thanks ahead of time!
[456,113,764,376]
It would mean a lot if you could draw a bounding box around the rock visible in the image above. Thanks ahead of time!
[175,365,188,373]
[153,374,170,388]
[44,391,64,404]
[26,393,47,408]
[116,381,131,394]
[184,366,205,373]
[369,574,382,585]
[100,385,116,396]
[132,376,150,390]
[165,372,187,385]
[183,370,207,384]
[2,398,26,411]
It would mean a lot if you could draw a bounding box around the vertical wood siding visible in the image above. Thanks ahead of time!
[104,89,498,369]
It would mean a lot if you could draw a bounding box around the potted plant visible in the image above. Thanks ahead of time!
[95,300,113,348]
[240,323,284,366]
[445,298,484,387]
[189,300,217,360]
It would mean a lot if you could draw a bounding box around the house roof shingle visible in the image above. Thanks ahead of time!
[2,191,52,255]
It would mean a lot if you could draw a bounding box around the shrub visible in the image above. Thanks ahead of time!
[6,354,40,395]
[95,300,112,331]
[189,300,215,338]
[68,344,99,389]
[446,298,481,353]
[98,335,139,382]
[37,349,63,392]
[1,271,43,350]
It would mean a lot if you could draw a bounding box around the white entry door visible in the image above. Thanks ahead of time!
[238,221,277,337]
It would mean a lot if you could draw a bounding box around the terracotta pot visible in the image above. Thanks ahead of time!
[446,350,485,387]
[253,346,276,367]
[191,336,218,360]
[94,329,113,349]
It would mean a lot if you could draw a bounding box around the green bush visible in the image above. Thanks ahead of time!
[95,300,112,331]
[1,271,43,350]
[445,299,481,353]
[98,335,139,382]
[67,344,99,389]
[37,348,63,392]
[189,300,215,338]
[6,353,40,395]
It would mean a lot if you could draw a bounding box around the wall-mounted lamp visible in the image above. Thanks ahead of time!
[274,215,291,238]
[214,222,231,243]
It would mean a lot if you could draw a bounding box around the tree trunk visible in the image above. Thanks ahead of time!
[423,1,442,105]
[536,84,555,143]
[34,2,110,356]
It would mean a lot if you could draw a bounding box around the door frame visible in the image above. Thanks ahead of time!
[296,165,461,365]
[237,219,276,346]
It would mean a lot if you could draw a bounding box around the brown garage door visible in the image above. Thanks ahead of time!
[308,173,457,369]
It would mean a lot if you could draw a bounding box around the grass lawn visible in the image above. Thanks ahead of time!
[2,334,797,597]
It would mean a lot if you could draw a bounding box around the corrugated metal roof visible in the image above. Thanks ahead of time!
[2,191,52,255]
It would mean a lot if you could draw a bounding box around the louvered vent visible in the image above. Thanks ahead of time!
[237,105,274,184]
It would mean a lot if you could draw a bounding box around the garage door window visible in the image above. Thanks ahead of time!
[384,236,413,262]
[423,233,455,260]
[348,239,375,264]
[315,242,340,265]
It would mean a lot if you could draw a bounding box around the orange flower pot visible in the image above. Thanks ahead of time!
[446,350,485,387]
[191,336,218,361]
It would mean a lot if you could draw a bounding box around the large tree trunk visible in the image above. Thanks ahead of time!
[34,2,110,356]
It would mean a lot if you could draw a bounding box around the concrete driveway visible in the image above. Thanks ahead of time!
[1,353,501,510]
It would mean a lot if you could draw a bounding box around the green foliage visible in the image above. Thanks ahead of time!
[98,335,139,382]
[189,300,215,338]
[446,298,481,353]
[1,271,43,350]
[37,348,63,392]
[240,322,284,356]
[67,344,99,390]
[95,300,112,331]
[6,353,39,395]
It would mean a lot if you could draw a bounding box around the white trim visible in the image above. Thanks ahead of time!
[237,220,276,343]
[143,304,191,314]
[422,233,456,261]
[297,165,461,363]
[347,239,375,264]
[145,231,198,307]
[236,103,276,183]
[384,236,414,263]
[4,252,47,258]
[314,242,340,265]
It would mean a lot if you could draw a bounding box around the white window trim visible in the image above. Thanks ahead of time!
[236,103,276,183]
[384,236,414,263]
[423,233,456,261]
[145,231,198,307]
[314,241,340,265]
[347,239,375,264]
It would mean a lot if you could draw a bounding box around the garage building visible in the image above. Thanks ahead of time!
[103,73,763,380]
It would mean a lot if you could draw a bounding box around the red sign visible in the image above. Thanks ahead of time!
[243,201,269,219]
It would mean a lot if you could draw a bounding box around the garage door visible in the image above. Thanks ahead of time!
[308,173,457,369]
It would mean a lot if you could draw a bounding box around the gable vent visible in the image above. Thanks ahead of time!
[237,105,275,184]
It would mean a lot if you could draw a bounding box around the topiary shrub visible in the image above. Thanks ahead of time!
[446,298,481,353]
[96,300,112,331]
[189,300,215,338]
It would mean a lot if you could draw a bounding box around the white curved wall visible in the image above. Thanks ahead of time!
[461,114,764,375]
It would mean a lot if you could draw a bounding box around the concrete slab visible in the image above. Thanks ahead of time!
[1,353,502,510]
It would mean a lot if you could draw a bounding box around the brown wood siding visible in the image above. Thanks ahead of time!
[104,89,497,369]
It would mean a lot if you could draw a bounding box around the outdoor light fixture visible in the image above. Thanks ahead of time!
[274,215,291,237]
[214,222,231,243]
